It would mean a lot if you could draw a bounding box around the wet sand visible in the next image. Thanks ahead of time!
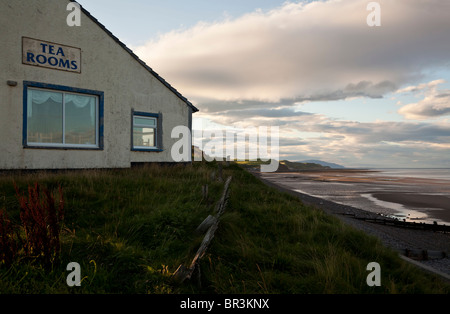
[372,193,450,223]
[260,169,450,225]
[251,170,450,278]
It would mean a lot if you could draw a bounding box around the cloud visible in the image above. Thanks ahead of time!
[222,107,312,119]
[197,106,450,167]
[132,0,450,167]
[280,119,450,167]
[396,79,445,94]
[135,0,450,108]
[318,121,450,144]
[397,80,450,120]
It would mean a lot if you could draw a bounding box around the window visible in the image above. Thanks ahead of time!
[23,81,103,149]
[132,112,162,151]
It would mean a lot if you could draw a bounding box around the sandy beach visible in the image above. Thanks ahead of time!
[372,193,450,223]
[254,169,450,278]
[260,169,450,225]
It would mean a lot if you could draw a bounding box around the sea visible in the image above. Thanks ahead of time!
[260,168,450,225]
[368,168,450,181]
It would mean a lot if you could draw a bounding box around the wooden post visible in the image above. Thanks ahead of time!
[217,163,223,182]
[202,184,208,200]
[172,176,232,284]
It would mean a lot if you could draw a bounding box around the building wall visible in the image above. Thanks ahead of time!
[0,0,193,169]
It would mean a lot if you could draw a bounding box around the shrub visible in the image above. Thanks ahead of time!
[0,209,17,266]
[15,182,64,266]
[0,183,64,268]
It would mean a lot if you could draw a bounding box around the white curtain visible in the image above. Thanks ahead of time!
[29,89,62,104]
[65,94,93,108]
[28,90,96,125]
[27,90,62,117]
[65,94,96,125]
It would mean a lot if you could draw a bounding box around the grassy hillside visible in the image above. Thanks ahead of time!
[0,162,448,294]
[280,160,330,171]
[237,159,330,171]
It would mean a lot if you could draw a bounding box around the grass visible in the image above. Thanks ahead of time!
[0,162,449,294]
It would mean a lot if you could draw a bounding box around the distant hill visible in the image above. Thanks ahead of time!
[299,160,345,169]
[191,148,344,172]
[233,159,329,172]
[279,160,330,171]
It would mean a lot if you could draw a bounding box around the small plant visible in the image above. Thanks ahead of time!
[0,183,65,268]
[0,209,17,267]
[14,182,64,266]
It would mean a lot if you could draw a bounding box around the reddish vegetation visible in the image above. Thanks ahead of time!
[0,183,64,267]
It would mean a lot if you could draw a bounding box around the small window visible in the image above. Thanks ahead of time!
[132,112,162,151]
[23,81,103,149]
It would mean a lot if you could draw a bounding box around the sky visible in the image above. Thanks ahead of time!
[76,0,450,168]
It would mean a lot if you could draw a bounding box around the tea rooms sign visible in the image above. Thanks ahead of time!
[22,37,81,73]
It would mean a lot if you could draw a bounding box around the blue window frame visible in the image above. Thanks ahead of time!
[23,81,104,150]
[132,111,163,152]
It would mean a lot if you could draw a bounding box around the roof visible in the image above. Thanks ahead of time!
[70,0,199,113]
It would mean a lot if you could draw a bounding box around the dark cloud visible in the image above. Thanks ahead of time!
[137,0,450,104]
[135,0,450,167]
[303,120,450,144]
[222,107,312,118]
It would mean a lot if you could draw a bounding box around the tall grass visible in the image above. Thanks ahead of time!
[197,165,449,294]
[0,163,221,293]
[0,163,448,294]
[1,182,64,269]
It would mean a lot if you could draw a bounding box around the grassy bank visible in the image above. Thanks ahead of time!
[0,162,448,294]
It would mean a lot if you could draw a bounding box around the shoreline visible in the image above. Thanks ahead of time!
[371,193,450,223]
[250,170,450,278]
[262,169,450,225]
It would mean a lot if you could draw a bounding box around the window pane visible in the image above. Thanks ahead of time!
[27,89,63,144]
[133,127,155,147]
[65,94,97,145]
[134,117,156,127]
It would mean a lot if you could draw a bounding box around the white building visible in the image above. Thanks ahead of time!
[0,0,198,170]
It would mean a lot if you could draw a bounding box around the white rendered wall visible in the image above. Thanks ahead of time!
[0,0,193,169]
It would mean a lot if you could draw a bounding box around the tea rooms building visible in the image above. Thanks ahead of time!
[0,0,198,170]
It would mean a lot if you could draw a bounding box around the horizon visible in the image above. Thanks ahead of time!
[76,0,450,168]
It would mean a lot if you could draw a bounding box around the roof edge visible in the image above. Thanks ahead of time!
[70,0,199,113]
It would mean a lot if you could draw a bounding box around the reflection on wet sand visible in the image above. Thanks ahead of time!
[260,169,450,225]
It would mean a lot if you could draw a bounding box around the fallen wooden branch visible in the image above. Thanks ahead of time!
[195,215,217,235]
[172,176,232,284]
